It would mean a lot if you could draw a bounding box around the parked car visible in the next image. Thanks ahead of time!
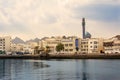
[16,52,24,55]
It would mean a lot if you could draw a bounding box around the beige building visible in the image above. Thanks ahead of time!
[88,38,104,54]
[11,43,24,52]
[39,37,61,53]
[81,38,104,54]
[62,39,76,53]
[39,36,80,54]
[11,42,36,54]
[0,36,11,52]
[26,42,38,49]
[103,39,113,54]
[113,40,120,53]
[104,35,120,54]
[81,39,89,54]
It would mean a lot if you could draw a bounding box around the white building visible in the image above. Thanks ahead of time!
[0,36,11,52]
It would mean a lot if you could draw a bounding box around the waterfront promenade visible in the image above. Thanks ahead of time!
[0,53,120,59]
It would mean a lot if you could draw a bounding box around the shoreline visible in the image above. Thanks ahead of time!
[0,54,120,59]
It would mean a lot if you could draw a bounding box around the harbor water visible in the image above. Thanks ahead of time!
[0,59,120,80]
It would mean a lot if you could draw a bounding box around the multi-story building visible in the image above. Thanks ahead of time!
[11,43,36,55]
[11,43,24,52]
[81,38,104,54]
[39,37,61,53]
[104,35,120,54]
[103,39,113,54]
[62,38,78,54]
[88,38,104,54]
[39,36,80,54]
[26,42,38,49]
[81,39,89,54]
[0,36,11,52]
[113,40,120,53]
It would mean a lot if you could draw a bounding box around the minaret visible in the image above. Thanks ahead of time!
[82,18,86,39]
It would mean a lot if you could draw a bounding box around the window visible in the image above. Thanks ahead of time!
[90,42,92,44]
[94,46,97,48]
[65,44,68,46]
[65,49,68,51]
[69,44,73,46]
[69,49,73,51]
[90,46,92,48]
[94,41,98,44]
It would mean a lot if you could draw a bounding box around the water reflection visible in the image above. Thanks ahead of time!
[0,60,5,79]
[82,60,88,80]
[0,59,120,80]
[0,59,50,80]
[33,62,50,69]
[75,60,88,80]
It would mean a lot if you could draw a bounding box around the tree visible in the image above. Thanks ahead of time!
[46,46,51,53]
[56,43,64,52]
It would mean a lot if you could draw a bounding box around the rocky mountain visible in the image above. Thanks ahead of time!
[26,38,41,43]
[12,37,25,44]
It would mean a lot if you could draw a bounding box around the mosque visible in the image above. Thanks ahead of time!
[82,18,91,39]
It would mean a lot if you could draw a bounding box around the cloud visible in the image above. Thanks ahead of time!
[0,0,120,40]
[72,4,120,22]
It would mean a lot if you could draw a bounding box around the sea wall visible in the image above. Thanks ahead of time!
[0,54,120,59]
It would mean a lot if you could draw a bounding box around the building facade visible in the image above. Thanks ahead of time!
[88,38,104,53]
[0,36,11,52]
[104,35,120,54]
[39,36,80,54]
[81,39,89,54]
[81,38,104,54]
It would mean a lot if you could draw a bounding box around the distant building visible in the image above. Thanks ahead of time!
[104,35,120,54]
[113,40,120,53]
[39,36,81,54]
[81,39,89,53]
[11,43,24,52]
[39,38,61,53]
[0,36,11,52]
[103,39,113,54]
[81,38,104,54]
[62,38,81,53]
[88,38,104,53]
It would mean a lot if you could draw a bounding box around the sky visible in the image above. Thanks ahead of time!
[0,0,120,40]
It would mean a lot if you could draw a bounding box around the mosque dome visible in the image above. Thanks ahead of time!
[85,32,91,38]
